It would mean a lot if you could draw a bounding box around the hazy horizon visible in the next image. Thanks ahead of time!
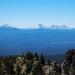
[0,0,75,28]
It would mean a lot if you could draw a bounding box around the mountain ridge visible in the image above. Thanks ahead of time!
[0,24,74,30]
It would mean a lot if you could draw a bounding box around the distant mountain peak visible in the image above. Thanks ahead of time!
[0,24,12,28]
[50,25,68,29]
[33,24,69,29]
[0,24,20,30]
[33,24,45,29]
[0,24,73,30]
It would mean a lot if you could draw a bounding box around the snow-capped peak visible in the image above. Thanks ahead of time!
[33,24,45,29]
[0,24,19,29]
[0,24,73,29]
[50,25,68,29]
[0,24,11,28]
[33,24,69,29]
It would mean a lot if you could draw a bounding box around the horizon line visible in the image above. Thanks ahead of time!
[0,24,75,29]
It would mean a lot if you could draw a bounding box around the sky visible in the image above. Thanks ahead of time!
[0,0,75,28]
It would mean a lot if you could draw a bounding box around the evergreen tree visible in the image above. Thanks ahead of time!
[16,65,21,75]
[40,53,45,65]
[26,61,33,73]
[26,52,34,60]
[34,53,39,60]
[47,59,51,66]
[32,62,44,75]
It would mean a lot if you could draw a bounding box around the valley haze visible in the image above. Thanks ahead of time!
[0,24,75,55]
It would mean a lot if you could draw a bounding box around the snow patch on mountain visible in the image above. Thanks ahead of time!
[50,25,68,29]
[33,24,45,29]
[0,24,11,28]
[33,24,70,29]
[0,24,74,29]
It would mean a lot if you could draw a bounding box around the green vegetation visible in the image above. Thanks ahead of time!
[0,49,75,75]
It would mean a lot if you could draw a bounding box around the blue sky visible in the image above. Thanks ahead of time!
[0,0,75,28]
